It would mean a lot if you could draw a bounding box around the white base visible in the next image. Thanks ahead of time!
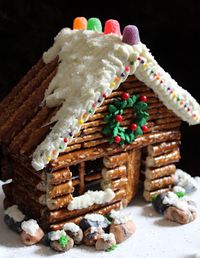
[0,179,200,258]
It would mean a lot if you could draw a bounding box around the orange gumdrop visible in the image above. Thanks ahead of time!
[73,17,87,30]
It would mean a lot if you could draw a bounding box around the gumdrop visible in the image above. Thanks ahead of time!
[122,25,140,45]
[73,17,87,30]
[104,19,121,36]
[87,18,102,32]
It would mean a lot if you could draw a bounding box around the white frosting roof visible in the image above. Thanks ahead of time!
[31,28,200,171]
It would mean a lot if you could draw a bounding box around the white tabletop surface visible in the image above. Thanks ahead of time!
[0,179,200,258]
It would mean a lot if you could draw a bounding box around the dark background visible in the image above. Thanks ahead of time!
[0,0,199,175]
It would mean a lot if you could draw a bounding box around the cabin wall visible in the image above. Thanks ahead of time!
[1,75,181,230]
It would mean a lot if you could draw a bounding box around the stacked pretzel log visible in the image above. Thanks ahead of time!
[0,58,181,231]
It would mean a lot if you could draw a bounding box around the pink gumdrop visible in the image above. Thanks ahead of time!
[122,25,140,45]
[104,19,121,36]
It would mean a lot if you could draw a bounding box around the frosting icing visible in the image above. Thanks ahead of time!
[21,219,39,236]
[110,209,132,224]
[31,28,200,171]
[84,213,105,222]
[31,28,137,171]
[67,188,115,210]
[48,229,66,241]
[100,233,115,242]
[162,191,197,213]
[63,222,80,233]
[4,205,25,222]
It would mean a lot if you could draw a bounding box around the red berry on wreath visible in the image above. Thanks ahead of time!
[130,123,137,131]
[122,92,129,100]
[115,115,123,122]
[139,95,147,102]
[114,135,121,143]
[141,125,148,132]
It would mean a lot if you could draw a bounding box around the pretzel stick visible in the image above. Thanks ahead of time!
[85,172,102,182]
[49,201,123,231]
[101,177,128,190]
[78,162,85,195]
[0,67,57,144]
[0,58,44,111]
[0,59,55,125]
[147,142,180,157]
[102,165,127,180]
[143,187,171,202]
[146,149,180,168]
[50,131,181,169]
[48,168,72,185]
[103,153,128,168]
[144,175,174,191]
[46,189,126,223]
[145,164,176,180]
[48,181,74,198]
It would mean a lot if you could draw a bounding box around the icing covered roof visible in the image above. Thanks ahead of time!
[31,22,200,171]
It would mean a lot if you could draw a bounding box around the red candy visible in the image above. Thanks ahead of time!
[141,125,148,132]
[139,95,147,102]
[64,138,68,143]
[122,92,129,100]
[114,136,121,143]
[130,123,137,131]
[104,19,121,35]
[115,115,123,122]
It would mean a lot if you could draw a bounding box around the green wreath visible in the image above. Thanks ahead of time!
[102,92,149,146]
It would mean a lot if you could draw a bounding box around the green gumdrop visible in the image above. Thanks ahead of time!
[87,18,102,32]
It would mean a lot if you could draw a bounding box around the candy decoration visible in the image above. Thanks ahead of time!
[104,19,121,35]
[114,136,121,143]
[115,115,123,122]
[122,92,129,100]
[141,125,148,132]
[73,17,87,30]
[122,25,140,45]
[130,123,137,131]
[87,18,102,32]
[139,95,147,102]
[64,138,68,143]
[102,94,149,145]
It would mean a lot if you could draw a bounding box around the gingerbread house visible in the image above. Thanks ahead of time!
[1,18,200,231]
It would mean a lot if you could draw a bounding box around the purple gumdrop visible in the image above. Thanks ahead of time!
[122,25,140,45]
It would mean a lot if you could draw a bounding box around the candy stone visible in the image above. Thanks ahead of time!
[122,25,140,45]
[95,233,116,251]
[20,227,44,246]
[164,206,197,224]
[73,17,87,30]
[50,236,74,252]
[109,220,136,244]
[104,19,121,35]
[4,214,23,233]
[83,227,104,246]
[87,18,102,32]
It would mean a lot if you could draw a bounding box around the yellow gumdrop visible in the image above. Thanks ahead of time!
[73,17,87,30]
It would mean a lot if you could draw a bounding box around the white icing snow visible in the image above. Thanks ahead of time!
[173,185,186,194]
[31,28,200,171]
[21,219,39,236]
[4,205,25,222]
[100,233,115,242]
[110,209,132,224]
[67,188,115,210]
[85,213,105,222]
[163,191,197,213]
[49,229,66,241]
[174,169,198,193]
[63,222,80,233]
